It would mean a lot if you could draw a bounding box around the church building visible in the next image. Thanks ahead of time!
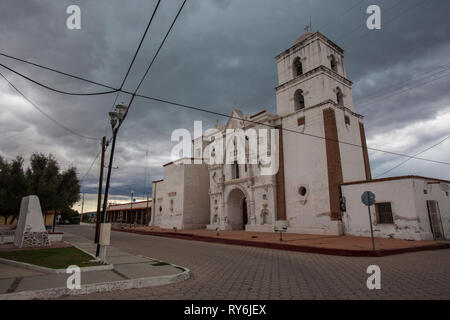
[150,31,449,241]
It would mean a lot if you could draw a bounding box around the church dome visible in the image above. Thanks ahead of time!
[294,32,313,45]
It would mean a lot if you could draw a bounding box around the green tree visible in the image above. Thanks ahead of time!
[57,167,81,213]
[0,153,81,224]
[60,208,80,222]
[0,156,28,224]
[26,154,60,213]
[26,153,81,218]
[0,155,10,223]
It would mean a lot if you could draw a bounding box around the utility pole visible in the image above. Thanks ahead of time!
[94,136,106,245]
[96,128,118,257]
[96,104,128,258]
[81,192,85,215]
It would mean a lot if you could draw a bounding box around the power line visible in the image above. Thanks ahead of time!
[0,63,119,96]
[0,1,436,111]
[375,135,450,178]
[103,0,162,140]
[132,92,450,166]
[357,70,450,112]
[355,61,450,106]
[344,0,428,49]
[119,0,162,90]
[328,0,407,46]
[134,0,187,95]
[2,59,448,167]
[0,0,418,102]
[0,70,100,141]
[101,1,188,200]
[316,0,367,32]
[0,3,448,166]
[123,0,188,121]
[3,37,440,119]
[0,51,116,91]
[80,135,116,189]
[339,0,408,44]
[79,149,102,184]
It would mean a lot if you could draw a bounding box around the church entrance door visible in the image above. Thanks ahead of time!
[227,188,248,230]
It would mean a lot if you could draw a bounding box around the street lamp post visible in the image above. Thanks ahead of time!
[96,104,128,258]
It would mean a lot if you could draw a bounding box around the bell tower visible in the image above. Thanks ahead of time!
[275,32,354,116]
[273,31,371,234]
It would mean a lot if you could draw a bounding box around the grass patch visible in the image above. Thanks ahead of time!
[151,261,170,266]
[0,247,102,269]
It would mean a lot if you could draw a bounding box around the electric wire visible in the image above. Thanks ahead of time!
[0,70,100,141]
[374,135,450,178]
[0,63,119,96]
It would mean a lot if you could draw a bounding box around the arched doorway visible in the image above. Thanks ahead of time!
[227,188,248,230]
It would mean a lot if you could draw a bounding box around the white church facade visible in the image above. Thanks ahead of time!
[150,32,450,241]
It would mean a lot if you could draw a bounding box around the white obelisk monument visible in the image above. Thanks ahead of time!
[14,195,51,248]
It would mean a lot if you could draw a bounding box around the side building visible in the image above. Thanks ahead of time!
[105,200,152,226]
[151,158,210,230]
[342,176,450,241]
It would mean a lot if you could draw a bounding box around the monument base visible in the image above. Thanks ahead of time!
[21,231,51,247]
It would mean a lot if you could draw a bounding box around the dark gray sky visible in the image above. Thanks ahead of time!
[1,0,449,211]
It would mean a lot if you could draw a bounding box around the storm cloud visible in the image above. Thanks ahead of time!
[1,0,449,211]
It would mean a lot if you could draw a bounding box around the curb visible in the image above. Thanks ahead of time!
[0,267,190,300]
[113,228,450,257]
[66,241,101,260]
[0,257,113,274]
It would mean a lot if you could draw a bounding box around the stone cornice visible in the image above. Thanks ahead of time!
[251,182,276,190]
[275,65,352,92]
[281,99,363,120]
[275,32,344,61]
[224,176,254,185]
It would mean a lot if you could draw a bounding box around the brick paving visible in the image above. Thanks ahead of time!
[121,226,448,254]
[60,225,450,300]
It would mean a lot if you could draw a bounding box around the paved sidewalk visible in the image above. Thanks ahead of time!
[0,231,188,299]
[115,226,450,257]
[61,225,450,300]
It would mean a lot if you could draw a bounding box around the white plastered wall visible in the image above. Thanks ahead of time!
[341,178,450,240]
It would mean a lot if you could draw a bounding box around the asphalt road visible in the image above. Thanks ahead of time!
[59,225,450,300]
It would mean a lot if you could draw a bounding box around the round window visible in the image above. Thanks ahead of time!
[298,186,307,197]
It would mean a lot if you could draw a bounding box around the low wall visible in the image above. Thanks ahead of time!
[48,232,63,242]
[0,232,63,244]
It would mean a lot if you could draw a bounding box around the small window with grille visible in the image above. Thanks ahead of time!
[375,202,394,224]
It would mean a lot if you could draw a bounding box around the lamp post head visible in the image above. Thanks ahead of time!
[115,104,129,122]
